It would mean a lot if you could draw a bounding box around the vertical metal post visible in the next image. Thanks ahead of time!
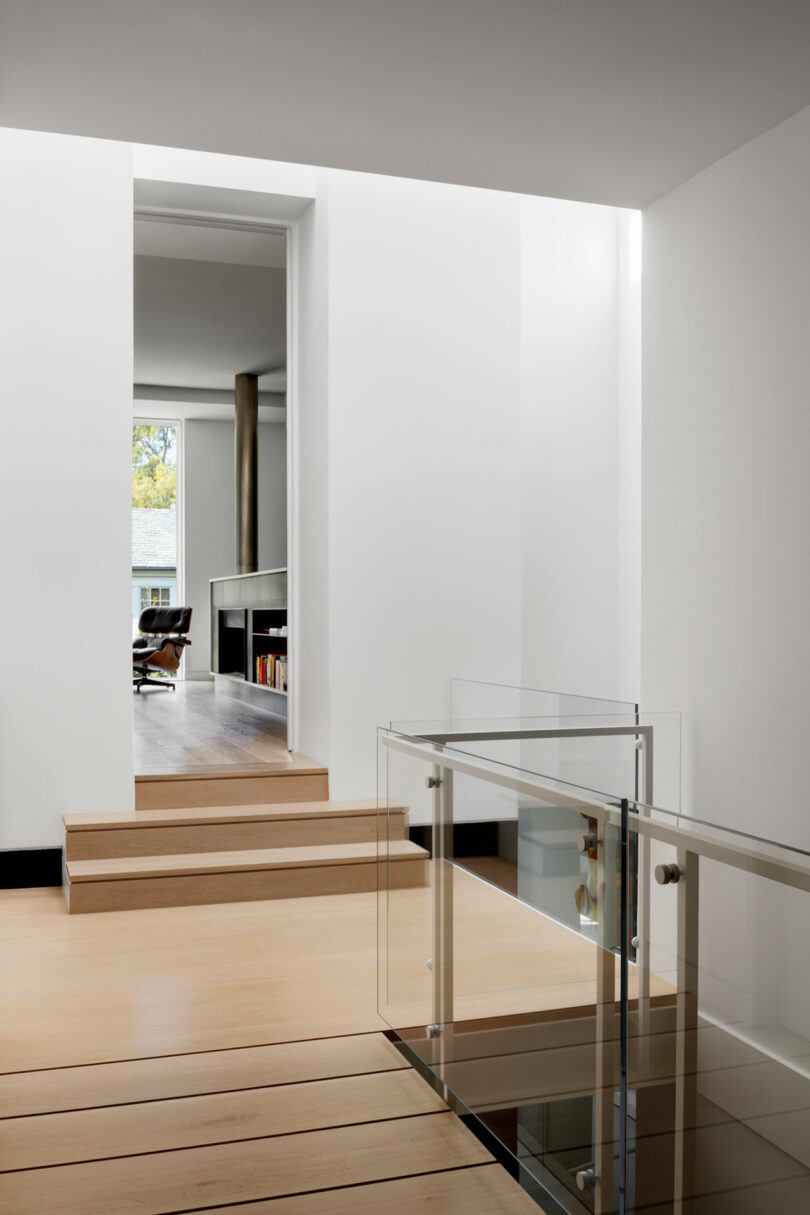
[673,850,699,1214]
[617,799,629,1215]
[376,731,389,1024]
[235,372,259,574]
[642,729,654,808]
[637,731,653,1063]
[594,816,617,1215]
[429,763,454,1092]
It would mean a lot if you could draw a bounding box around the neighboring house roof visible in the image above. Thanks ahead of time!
[132,508,177,569]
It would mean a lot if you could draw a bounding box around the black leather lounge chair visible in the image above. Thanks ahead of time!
[132,606,192,692]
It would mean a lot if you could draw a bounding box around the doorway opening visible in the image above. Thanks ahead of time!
[131,196,293,774]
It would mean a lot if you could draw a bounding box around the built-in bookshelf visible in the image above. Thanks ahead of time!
[209,569,288,719]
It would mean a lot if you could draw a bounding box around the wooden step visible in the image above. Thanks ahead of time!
[64,799,406,860]
[64,840,429,913]
[135,760,329,811]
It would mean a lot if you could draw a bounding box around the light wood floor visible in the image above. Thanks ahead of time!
[0,887,385,1072]
[0,887,542,1214]
[133,681,291,774]
[4,881,806,1213]
[1,873,654,1074]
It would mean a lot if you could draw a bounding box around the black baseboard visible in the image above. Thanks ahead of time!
[0,848,63,889]
[409,819,516,858]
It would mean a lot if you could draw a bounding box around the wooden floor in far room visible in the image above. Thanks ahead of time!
[133,680,292,774]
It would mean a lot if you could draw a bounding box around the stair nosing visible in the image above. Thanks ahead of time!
[134,765,328,783]
[66,840,428,882]
[65,800,406,831]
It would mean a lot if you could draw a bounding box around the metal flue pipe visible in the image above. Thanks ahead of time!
[235,372,259,574]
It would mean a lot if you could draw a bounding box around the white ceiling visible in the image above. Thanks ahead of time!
[134,220,287,269]
[1,1,809,207]
[134,220,286,396]
[133,388,286,425]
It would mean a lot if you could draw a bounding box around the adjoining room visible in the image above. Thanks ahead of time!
[131,202,292,774]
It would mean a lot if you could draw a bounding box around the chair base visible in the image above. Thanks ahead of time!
[133,672,175,693]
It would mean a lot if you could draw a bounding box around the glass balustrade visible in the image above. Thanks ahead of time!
[377,702,810,1215]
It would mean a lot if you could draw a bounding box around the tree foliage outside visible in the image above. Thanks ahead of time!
[132,425,177,509]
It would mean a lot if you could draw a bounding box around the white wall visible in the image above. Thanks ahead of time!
[183,419,287,678]
[0,131,639,845]
[0,129,135,848]
[294,191,331,766]
[520,196,640,704]
[325,171,524,800]
[134,154,640,806]
[642,106,810,849]
[323,175,639,804]
[616,212,642,705]
[642,108,810,1052]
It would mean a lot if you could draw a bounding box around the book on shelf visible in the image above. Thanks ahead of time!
[255,653,288,692]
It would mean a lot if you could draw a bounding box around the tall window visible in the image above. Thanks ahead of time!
[132,425,177,509]
[132,423,179,638]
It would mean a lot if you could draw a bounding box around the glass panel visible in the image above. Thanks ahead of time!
[450,677,637,722]
[378,727,626,1213]
[377,730,434,1026]
[379,715,809,1215]
[390,708,682,816]
[628,808,810,1214]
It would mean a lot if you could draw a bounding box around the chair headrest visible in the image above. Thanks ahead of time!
[138,606,192,635]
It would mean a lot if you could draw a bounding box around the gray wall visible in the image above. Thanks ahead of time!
[184,419,287,678]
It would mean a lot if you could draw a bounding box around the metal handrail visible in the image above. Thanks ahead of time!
[381,729,810,891]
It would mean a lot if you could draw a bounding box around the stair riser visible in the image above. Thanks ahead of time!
[66,858,428,913]
[66,814,407,860]
[135,772,329,810]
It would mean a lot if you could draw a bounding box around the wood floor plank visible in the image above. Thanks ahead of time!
[0,1034,406,1119]
[0,1112,491,1215]
[0,890,390,1071]
[210,1164,542,1214]
[0,882,651,1070]
[132,683,292,777]
[0,1069,446,1171]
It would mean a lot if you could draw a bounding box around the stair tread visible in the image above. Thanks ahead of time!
[65,799,404,831]
[67,839,427,882]
[134,758,327,782]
